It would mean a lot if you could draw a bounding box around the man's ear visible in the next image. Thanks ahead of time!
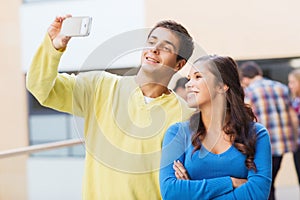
[175,59,186,72]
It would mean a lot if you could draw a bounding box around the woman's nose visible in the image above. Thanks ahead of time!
[185,79,192,88]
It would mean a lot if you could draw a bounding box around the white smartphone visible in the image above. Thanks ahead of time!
[60,16,92,37]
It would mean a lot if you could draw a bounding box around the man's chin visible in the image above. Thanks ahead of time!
[141,63,158,72]
[141,62,159,68]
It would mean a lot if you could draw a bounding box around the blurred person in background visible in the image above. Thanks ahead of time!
[239,61,297,200]
[288,69,300,187]
[173,77,189,101]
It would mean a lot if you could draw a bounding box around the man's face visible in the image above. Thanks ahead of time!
[288,74,300,97]
[141,27,183,76]
[241,77,251,88]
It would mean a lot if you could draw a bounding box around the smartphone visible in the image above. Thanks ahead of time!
[60,16,92,37]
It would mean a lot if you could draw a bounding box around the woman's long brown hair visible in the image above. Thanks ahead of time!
[189,55,258,172]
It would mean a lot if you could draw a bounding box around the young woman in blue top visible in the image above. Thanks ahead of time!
[160,55,272,200]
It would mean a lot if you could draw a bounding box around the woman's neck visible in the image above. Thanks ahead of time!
[201,101,227,130]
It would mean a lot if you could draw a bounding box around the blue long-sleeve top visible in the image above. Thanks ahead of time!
[159,121,272,200]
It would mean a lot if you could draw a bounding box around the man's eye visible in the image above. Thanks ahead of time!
[163,47,171,52]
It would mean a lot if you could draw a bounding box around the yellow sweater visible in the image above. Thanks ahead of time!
[26,34,193,200]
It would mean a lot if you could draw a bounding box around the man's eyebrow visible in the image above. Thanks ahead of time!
[148,36,177,51]
[149,36,157,40]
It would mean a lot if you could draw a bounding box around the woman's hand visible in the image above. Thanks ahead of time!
[47,15,72,50]
[231,177,247,188]
[173,160,190,180]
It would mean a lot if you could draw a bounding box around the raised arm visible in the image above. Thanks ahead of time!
[26,15,86,116]
[159,123,234,200]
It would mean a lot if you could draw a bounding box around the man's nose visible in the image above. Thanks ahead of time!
[149,43,161,54]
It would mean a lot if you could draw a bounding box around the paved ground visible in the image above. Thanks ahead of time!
[277,186,300,200]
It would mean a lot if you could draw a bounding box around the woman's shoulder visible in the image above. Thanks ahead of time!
[164,121,190,139]
[252,122,269,139]
[163,121,191,147]
[168,121,190,132]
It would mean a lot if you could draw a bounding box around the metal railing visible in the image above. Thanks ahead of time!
[0,138,84,158]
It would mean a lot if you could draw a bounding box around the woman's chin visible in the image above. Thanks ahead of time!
[187,101,198,109]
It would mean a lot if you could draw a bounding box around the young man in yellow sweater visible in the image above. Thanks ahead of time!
[26,15,194,199]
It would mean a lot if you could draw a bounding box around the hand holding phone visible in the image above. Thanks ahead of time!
[60,16,92,37]
[48,15,72,50]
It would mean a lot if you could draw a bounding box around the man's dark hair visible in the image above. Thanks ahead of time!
[148,20,194,62]
[239,61,263,78]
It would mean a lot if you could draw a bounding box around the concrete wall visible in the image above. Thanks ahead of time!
[145,0,300,60]
[0,0,28,199]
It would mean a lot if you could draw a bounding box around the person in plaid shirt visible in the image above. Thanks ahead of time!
[288,69,300,189]
[239,61,297,200]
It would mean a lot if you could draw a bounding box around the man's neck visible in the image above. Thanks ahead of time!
[139,83,170,98]
[135,71,172,98]
[250,75,263,84]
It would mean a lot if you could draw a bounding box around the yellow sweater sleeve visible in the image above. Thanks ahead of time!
[26,34,83,116]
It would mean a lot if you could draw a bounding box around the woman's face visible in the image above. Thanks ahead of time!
[186,61,218,109]
[288,74,300,97]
